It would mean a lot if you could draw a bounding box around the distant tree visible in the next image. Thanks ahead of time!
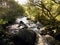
[25,0,60,40]
[0,0,25,25]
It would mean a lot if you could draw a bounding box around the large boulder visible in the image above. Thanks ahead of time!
[11,29,37,45]
[44,35,56,45]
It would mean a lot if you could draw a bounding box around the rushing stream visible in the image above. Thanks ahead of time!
[7,16,55,45]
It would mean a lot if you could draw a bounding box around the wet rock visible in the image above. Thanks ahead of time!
[44,35,56,45]
[11,29,37,45]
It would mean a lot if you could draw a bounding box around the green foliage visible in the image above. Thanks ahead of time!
[56,6,60,15]
[26,0,60,25]
[0,19,7,24]
[0,0,25,35]
[0,0,24,24]
[24,0,60,40]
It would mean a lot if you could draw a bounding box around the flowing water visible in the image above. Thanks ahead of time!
[7,16,54,45]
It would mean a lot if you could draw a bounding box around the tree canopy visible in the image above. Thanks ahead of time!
[24,0,60,37]
[0,0,24,24]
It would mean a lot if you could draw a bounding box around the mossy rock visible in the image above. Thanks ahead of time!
[11,29,37,45]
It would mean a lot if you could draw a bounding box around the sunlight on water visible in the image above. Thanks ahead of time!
[16,17,29,24]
